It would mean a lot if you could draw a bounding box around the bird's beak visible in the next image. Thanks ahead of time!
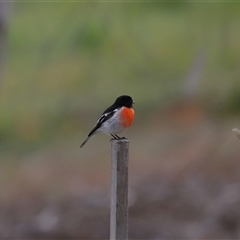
[133,101,135,104]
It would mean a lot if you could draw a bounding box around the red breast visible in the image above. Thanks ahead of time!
[120,107,135,127]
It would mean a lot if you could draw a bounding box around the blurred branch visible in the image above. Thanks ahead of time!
[0,2,9,83]
[183,49,206,98]
[232,128,240,140]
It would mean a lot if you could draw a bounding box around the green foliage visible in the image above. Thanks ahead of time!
[1,2,240,149]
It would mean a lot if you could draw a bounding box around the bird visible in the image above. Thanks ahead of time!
[80,95,135,148]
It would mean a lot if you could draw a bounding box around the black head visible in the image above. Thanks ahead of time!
[114,95,134,108]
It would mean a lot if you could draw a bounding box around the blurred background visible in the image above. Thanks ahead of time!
[1,2,240,239]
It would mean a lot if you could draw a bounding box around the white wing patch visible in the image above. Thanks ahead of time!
[96,109,118,125]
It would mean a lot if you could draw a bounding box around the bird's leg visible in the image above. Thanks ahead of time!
[114,134,122,139]
[111,134,118,140]
[111,134,126,140]
[112,134,122,139]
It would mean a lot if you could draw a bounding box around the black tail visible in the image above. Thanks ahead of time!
[80,135,93,148]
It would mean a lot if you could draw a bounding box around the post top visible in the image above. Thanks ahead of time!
[110,138,129,143]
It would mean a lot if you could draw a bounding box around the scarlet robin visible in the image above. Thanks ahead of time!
[80,95,135,148]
